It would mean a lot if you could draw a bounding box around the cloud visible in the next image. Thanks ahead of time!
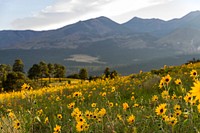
[100,0,175,23]
[11,0,113,30]
[117,0,199,22]
[11,0,176,30]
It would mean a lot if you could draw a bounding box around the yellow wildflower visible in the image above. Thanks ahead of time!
[161,90,170,99]
[190,70,198,78]
[53,124,61,133]
[155,103,167,116]
[127,114,135,124]
[13,120,20,130]
[152,95,158,102]
[57,114,62,120]
[91,103,96,108]
[175,79,182,85]
[44,117,49,124]
[190,81,200,101]
[123,102,129,110]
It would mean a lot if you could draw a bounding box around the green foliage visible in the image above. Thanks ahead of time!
[12,59,24,73]
[2,72,28,91]
[38,61,49,78]
[0,64,12,88]
[28,62,66,81]
[28,64,40,80]
[1,59,68,91]
[103,67,118,79]
[104,67,110,78]
[47,63,55,82]
[79,68,88,80]
[110,70,118,79]
[185,57,200,65]
[54,63,66,79]
[67,73,80,79]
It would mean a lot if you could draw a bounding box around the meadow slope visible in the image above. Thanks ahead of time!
[1,63,200,132]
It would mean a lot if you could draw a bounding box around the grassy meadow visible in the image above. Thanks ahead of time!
[1,63,200,132]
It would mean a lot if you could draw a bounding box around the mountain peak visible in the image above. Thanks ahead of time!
[55,15,129,38]
[181,10,200,21]
[123,16,165,35]
[187,10,200,15]
[95,16,110,20]
[81,16,120,25]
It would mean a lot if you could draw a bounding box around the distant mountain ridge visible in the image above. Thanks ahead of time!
[1,10,200,52]
[123,11,200,36]
[1,11,200,75]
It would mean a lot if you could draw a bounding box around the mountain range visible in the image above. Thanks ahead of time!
[1,11,200,75]
[1,10,200,51]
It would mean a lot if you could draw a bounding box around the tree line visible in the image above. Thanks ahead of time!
[185,58,200,65]
[0,59,118,92]
[0,59,66,92]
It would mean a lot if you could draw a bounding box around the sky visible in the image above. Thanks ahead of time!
[0,0,200,31]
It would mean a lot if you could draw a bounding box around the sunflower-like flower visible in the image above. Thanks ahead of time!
[163,74,172,85]
[111,87,115,92]
[197,104,200,113]
[73,91,82,98]
[57,114,62,120]
[167,117,178,126]
[53,124,61,133]
[13,120,20,130]
[190,70,198,78]
[159,79,164,89]
[91,103,97,108]
[173,104,181,111]
[117,114,123,121]
[174,110,182,117]
[71,108,82,118]
[98,108,106,117]
[131,96,135,101]
[76,122,89,132]
[127,114,135,124]
[162,115,169,122]
[67,102,75,109]
[171,94,177,100]
[109,102,114,107]
[101,92,106,97]
[75,116,86,123]
[184,92,193,103]
[175,79,182,85]
[8,111,16,120]
[152,95,158,102]
[190,81,200,102]
[155,103,167,116]
[161,90,170,100]
[159,75,172,89]
[123,102,129,110]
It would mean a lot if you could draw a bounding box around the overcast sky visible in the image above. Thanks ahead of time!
[1,0,200,31]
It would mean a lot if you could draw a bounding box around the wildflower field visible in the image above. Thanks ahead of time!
[1,63,200,133]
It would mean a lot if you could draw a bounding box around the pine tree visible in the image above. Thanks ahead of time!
[12,59,24,73]
[79,68,88,80]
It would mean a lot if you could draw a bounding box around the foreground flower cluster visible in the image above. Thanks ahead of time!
[0,63,200,132]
